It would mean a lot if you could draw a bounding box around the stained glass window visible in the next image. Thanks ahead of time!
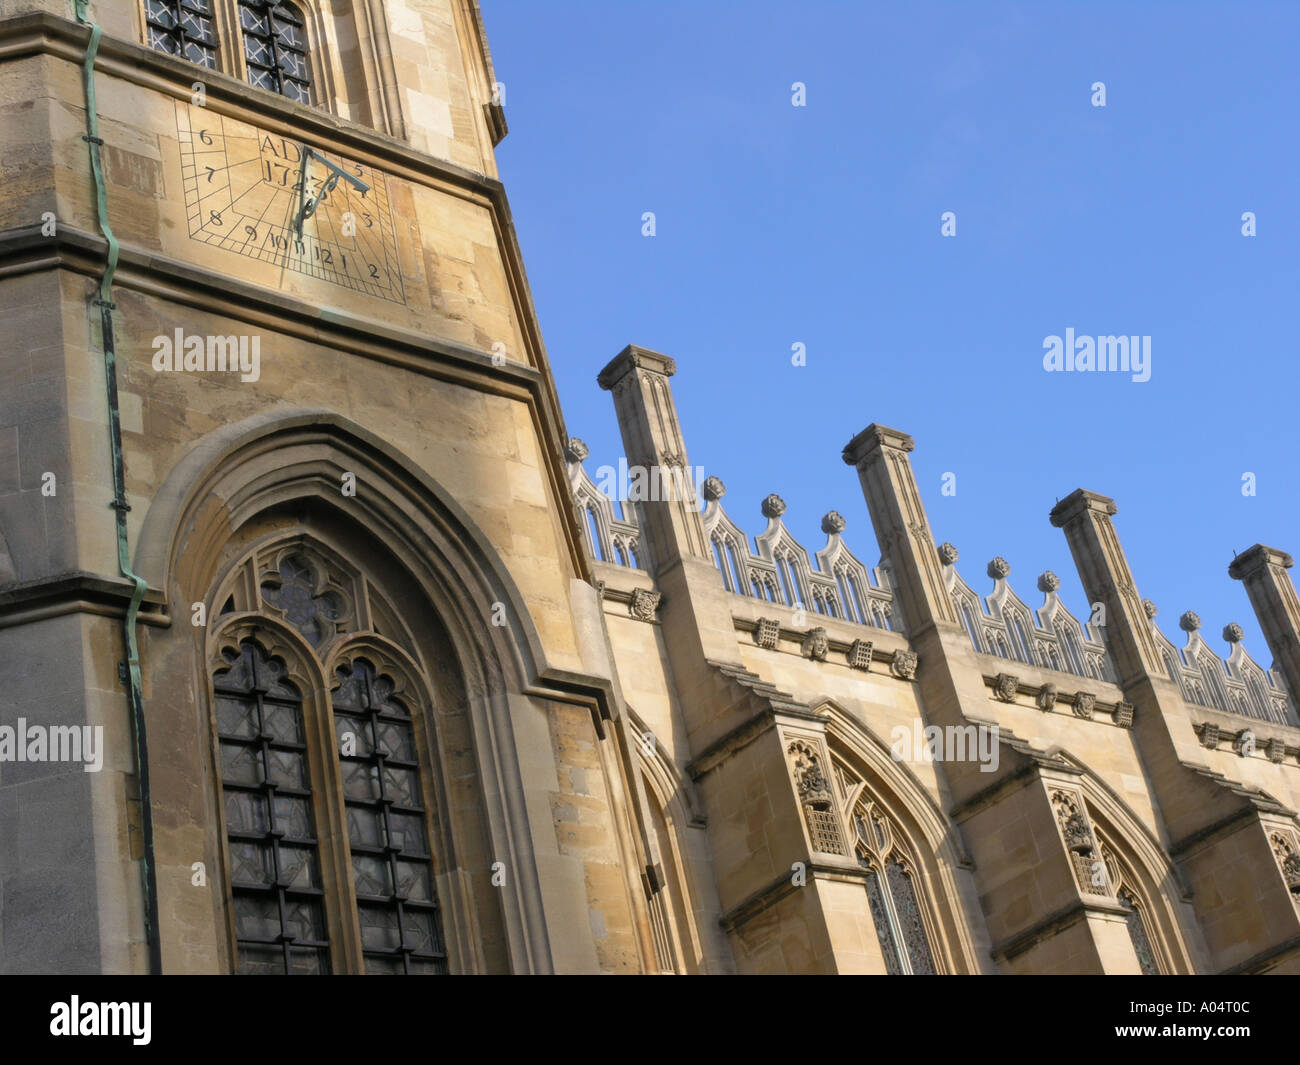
[215,640,330,974]
[1118,889,1159,975]
[238,0,312,104]
[886,856,936,974]
[333,661,448,974]
[261,554,344,646]
[144,0,219,68]
[856,802,939,974]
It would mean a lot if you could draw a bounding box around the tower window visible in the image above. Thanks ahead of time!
[144,0,219,68]
[239,0,313,104]
[333,661,448,975]
[215,640,330,974]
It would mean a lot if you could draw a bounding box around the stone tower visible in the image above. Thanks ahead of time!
[0,0,658,973]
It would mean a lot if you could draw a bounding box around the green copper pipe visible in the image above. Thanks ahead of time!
[73,0,161,975]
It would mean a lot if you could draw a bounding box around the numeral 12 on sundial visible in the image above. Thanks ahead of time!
[294,145,369,239]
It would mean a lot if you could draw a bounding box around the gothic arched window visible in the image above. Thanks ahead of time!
[215,639,330,974]
[209,540,453,974]
[333,660,447,974]
[852,800,938,975]
[145,0,220,67]
[239,0,313,104]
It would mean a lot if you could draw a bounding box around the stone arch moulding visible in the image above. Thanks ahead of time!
[815,699,989,975]
[135,407,613,974]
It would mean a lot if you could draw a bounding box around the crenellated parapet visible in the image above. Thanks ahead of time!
[1143,606,1296,727]
[702,486,899,632]
[939,546,1112,683]
[566,438,648,570]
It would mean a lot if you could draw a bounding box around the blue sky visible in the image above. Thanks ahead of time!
[483,0,1299,662]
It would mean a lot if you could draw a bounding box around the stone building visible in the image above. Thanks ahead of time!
[1,0,1298,974]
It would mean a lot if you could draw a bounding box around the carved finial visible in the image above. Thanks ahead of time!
[565,438,589,463]
[1179,610,1201,633]
[937,542,959,565]
[1223,622,1245,644]
[761,494,787,519]
[987,557,1011,580]
[1142,598,1158,618]
[821,510,846,535]
[702,476,726,502]
[1037,571,1060,593]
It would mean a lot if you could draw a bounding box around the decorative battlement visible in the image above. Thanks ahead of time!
[702,486,900,632]
[1146,606,1295,726]
[565,441,900,632]
[940,545,1113,683]
[568,439,647,570]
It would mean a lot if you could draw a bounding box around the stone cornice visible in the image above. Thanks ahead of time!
[1049,488,1118,528]
[990,897,1130,963]
[0,570,168,629]
[841,423,915,467]
[1229,543,1295,581]
[596,344,677,391]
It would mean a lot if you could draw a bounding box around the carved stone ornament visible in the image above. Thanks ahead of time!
[1037,683,1059,712]
[1268,738,1287,764]
[1142,598,1158,619]
[659,450,684,469]
[1114,701,1135,729]
[702,475,726,501]
[994,673,1019,702]
[846,639,873,671]
[1270,833,1300,899]
[1179,610,1201,633]
[755,618,780,650]
[1201,723,1220,749]
[802,627,829,662]
[761,494,787,519]
[1037,570,1060,593]
[890,650,919,680]
[987,557,1011,580]
[788,741,844,856]
[937,542,959,565]
[908,520,932,547]
[1284,852,1300,896]
[1223,622,1245,644]
[1051,790,1103,894]
[821,510,846,535]
[792,747,833,807]
[629,588,660,622]
[1233,729,1255,757]
[565,437,589,463]
[1073,691,1096,719]
[593,579,605,601]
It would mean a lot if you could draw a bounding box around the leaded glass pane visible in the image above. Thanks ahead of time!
[886,856,936,975]
[215,639,330,974]
[333,659,447,974]
[225,790,268,834]
[144,0,218,68]
[238,1,313,104]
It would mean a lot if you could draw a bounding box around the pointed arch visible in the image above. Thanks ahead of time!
[136,408,573,973]
[1050,751,1202,974]
[815,700,984,974]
